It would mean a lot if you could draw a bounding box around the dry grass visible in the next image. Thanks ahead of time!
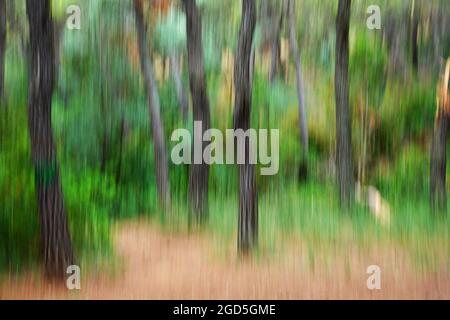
[1,220,449,299]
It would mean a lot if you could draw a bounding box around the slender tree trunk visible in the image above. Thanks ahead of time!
[115,113,125,185]
[184,0,211,222]
[335,0,353,208]
[268,0,284,84]
[99,84,110,173]
[411,0,419,72]
[26,0,74,278]
[0,0,6,104]
[234,0,257,253]
[430,108,448,213]
[97,22,111,174]
[269,19,281,83]
[133,0,170,207]
[170,52,188,121]
[430,59,450,213]
[288,0,308,181]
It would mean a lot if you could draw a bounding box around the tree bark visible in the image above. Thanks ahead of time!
[430,108,448,213]
[234,0,257,253]
[430,59,450,213]
[115,113,125,185]
[170,52,188,121]
[0,0,6,103]
[133,0,170,207]
[269,9,282,84]
[99,85,110,173]
[26,0,74,278]
[411,1,419,72]
[288,0,308,181]
[184,0,211,222]
[335,0,353,208]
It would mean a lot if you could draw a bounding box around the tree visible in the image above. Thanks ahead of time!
[0,0,6,103]
[170,52,189,121]
[234,0,257,253]
[335,0,353,208]
[26,0,74,277]
[183,0,211,222]
[260,0,284,84]
[133,0,170,207]
[410,0,419,72]
[259,0,285,84]
[288,0,308,181]
[430,58,450,213]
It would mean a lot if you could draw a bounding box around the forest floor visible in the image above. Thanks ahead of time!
[0,220,449,299]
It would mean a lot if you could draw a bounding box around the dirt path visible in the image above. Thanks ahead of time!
[1,220,449,299]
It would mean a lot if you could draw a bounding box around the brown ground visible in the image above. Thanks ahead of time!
[1,220,449,299]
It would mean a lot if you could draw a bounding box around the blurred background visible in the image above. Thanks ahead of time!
[0,0,449,299]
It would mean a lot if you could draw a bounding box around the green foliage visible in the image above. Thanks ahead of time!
[62,168,113,257]
[1,0,449,278]
[376,80,436,157]
[0,108,38,274]
[375,144,429,197]
[350,31,387,107]
[0,47,113,273]
[154,7,186,55]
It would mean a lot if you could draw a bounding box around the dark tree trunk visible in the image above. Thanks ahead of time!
[383,9,408,78]
[234,0,257,253]
[269,15,282,84]
[335,0,353,208]
[98,84,109,173]
[0,0,6,103]
[184,0,211,222]
[288,0,308,181]
[430,60,450,213]
[133,0,170,207]
[267,0,284,84]
[430,109,448,213]
[115,113,125,185]
[411,2,419,72]
[26,0,74,278]
[97,23,111,174]
[170,52,189,121]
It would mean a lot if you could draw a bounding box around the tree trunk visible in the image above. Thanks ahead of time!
[170,52,188,121]
[430,108,448,213]
[133,0,170,207]
[430,59,450,213]
[0,0,6,104]
[335,0,353,208]
[267,0,284,84]
[411,1,419,72]
[234,0,257,253]
[26,0,74,278]
[288,0,308,181]
[99,85,109,173]
[115,113,125,185]
[184,0,211,222]
[269,18,281,84]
